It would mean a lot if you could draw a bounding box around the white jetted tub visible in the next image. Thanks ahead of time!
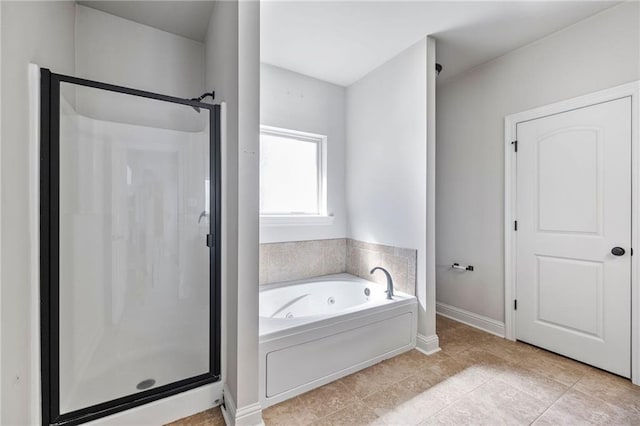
[259,273,417,408]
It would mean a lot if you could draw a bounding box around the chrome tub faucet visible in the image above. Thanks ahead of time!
[370,266,394,300]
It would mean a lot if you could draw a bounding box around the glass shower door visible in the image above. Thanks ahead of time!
[41,70,221,425]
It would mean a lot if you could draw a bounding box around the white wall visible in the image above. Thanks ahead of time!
[207,0,262,424]
[346,38,437,343]
[260,63,346,243]
[0,2,76,424]
[74,5,207,160]
[436,1,640,322]
[237,0,260,416]
[75,5,204,99]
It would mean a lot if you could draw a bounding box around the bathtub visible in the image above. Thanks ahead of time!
[259,273,417,408]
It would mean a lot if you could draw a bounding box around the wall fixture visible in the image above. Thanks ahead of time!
[452,262,474,271]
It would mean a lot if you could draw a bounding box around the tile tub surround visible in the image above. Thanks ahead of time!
[346,239,417,296]
[170,316,640,425]
[259,239,347,285]
[259,238,418,296]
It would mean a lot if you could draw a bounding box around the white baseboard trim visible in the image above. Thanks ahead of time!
[221,384,264,426]
[436,302,505,338]
[416,333,440,355]
[221,384,235,425]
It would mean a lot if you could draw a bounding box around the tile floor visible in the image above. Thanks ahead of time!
[170,315,640,425]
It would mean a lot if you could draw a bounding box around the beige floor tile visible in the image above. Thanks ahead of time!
[338,359,414,400]
[421,397,515,426]
[532,389,636,425]
[474,378,550,423]
[520,349,589,386]
[422,354,468,381]
[364,380,449,425]
[416,375,480,406]
[382,349,432,372]
[423,378,548,425]
[263,396,318,426]
[498,364,569,405]
[436,315,463,332]
[313,401,381,426]
[477,337,539,364]
[171,319,640,426]
[451,347,514,375]
[362,375,433,413]
[419,349,453,365]
[298,380,358,419]
[573,368,640,417]
[338,363,390,400]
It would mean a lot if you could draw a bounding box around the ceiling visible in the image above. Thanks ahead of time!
[261,1,620,86]
[77,1,214,42]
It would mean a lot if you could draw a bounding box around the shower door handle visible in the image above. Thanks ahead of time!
[206,234,214,248]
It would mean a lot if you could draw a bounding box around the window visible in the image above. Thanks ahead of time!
[260,126,330,224]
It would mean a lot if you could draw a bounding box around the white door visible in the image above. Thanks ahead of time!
[516,97,632,377]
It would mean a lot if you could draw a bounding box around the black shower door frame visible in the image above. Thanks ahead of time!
[40,68,222,426]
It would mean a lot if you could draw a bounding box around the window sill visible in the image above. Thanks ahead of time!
[260,215,335,227]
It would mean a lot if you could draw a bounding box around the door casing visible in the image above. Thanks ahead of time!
[504,81,640,384]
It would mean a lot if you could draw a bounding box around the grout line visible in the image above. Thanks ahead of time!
[527,382,574,425]
[568,378,635,415]
[420,375,503,423]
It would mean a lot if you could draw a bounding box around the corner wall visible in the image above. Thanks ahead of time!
[436,2,640,323]
[75,5,204,98]
[346,37,437,349]
[206,0,262,424]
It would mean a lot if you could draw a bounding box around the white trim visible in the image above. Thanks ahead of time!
[220,102,229,407]
[259,214,335,227]
[436,304,505,338]
[0,2,3,417]
[415,333,440,355]
[27,63,41,425]
[504,113,517,342]
[221,384,264,426]
[220,384,235,425]
[426,36,438,339]
[504,80,640,384]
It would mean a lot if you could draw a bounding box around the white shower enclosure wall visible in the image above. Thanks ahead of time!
[41,71,221,425]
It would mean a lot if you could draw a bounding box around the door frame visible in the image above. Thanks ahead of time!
[504,81,640,384]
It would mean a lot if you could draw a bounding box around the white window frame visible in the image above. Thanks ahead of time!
[259,125,333,226]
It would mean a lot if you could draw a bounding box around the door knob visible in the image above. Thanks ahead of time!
[611,247,626,256]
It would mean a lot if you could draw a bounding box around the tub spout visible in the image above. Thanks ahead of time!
[370,267,394,300]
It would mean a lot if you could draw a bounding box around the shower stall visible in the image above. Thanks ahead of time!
[40,69,221,425]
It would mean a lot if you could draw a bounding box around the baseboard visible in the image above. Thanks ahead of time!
[436,302,505,337]
[221,384,264,426]
[416,333,440,355]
